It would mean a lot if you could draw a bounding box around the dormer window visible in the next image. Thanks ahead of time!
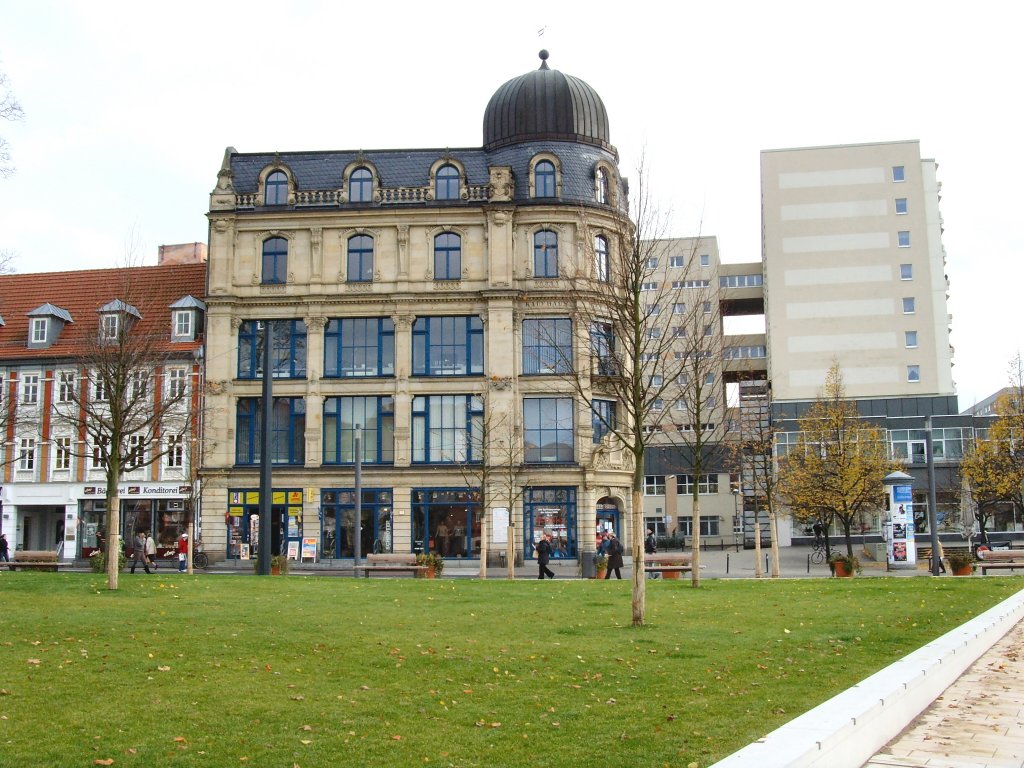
[97,299,141,343]
[31,317,47,344]
[265,170,288,205]
[169,295,206,342]
[100,313,120,341]
[26,303,73,349]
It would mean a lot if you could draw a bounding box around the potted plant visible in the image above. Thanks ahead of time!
[592,553,608,579]
[828,552,860,577]
[415,553,444,578]
[947,551,975,576]
[251,554,289,575]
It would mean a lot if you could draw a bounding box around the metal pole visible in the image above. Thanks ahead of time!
[258,321,273,576]
[353,425,362,568]
[925,416,941,576]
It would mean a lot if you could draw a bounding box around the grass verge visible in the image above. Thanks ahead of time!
[2,573,1020,767]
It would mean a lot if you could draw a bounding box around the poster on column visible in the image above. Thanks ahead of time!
[889,485,917,566]
[492,507,508,544]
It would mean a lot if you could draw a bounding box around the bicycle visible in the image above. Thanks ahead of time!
[193,540,209,569]
[810,538,827,564]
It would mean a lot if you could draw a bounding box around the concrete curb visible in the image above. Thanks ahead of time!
[709,587,1024,768]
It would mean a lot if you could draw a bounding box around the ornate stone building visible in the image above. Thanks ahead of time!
[200,52,635,566]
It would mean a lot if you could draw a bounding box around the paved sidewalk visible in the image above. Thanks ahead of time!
[864,619,1024,768]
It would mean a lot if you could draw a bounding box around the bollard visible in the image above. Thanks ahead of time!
[766,554,769,573]
[807,554,810,574]
[726,553,730,574]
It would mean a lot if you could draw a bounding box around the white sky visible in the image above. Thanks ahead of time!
[0,0,1020,408]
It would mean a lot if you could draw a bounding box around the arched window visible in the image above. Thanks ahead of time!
[347,234,374,282]
[265,171,288,206]
[535,160,556,198]
[595,167,608,204]
[349,167,373,203]
[435,164,460,201]
[594,235,609,282]
[533,230,558,278]
[262,237,288,284]
[434,232,461,280]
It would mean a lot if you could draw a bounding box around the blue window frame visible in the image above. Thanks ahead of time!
[533,230,558,277]
[347,234,374,282]
[524,397,574,463]
[435,164,460,201]
[412,488,480,557]
[323,396,394,464]
[349,167,373,203]
[321,488,394,558]
[324,317,394,377]
[434,232,461,279]
[535,160,556,197]
[238,320,307,379]
[261,237,288,284]
[412,395,483,463]
[524,487,577,559]
[594,235,609,282]
[523,317,572,374]
[235,397,306,465]
[264,171,288,205]
[412,316,483,376]
[592,399,615,443]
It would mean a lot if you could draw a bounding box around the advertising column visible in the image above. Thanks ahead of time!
[883,471,917,570]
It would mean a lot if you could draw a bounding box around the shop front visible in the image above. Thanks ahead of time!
[412,488,480,557]
[78,484,193,559]
[524,487,577,560]
[226,489,303,560]
[321,488,393,558]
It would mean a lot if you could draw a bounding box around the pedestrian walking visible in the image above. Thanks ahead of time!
[130,531,152,574]
[177,532,188,572]
[145,533,157,569]
[604,532,624,579]
[536,531,555,579]
[644,527,658,579]
[0,532,9,563]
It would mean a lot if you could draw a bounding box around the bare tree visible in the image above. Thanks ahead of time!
[0,249,16,274]
[51,277,196,590]
[1,69,24,179]
[455,394,527,579]
[555,158,728,624]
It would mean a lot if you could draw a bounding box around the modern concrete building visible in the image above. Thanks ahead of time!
[199,52,637,568]
[761,140,954,404]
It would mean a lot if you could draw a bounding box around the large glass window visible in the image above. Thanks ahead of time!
[595,167,608,203]
[435,164,460,201]
[590,321,616,375]
[264,171,288,205]
[412,316,483,376]
[534,160,556,197]
[412,488,481,557]
[594,235,609,282]
[346,234,374,282]
[412,395,483,463]
[322,488,393,558]
[235,397,306,465]
[238,320,307,379]
[349,167,373,203]
[533,230,558,277]
[324,317,395,377]
[524,487,576,559]
[677,516,720,536]
[676,474,719,494]
[523,318,572,375]
[434,232,461,279]
[323,396,395,464]
[261,237,288,284]
[524,397,574,463]
[644,475,666,495]
[592,399,615,443]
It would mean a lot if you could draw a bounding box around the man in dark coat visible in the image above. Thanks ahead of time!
[604,532,624,579]
[536,531,555,579]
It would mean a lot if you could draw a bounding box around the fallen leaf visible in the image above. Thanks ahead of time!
[300,725,313,732]
[392,735,401,740]
[27,659,41,665]
[157,666,171,672]
[173,737,187,743]
[300,739,311,745]
[94,761,114,766]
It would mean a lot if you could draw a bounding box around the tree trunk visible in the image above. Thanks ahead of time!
[478,510,488,580]
[106,491,120,590]
[753,517,763,577]
[690,492,701,587]
[631,484,646,626]
[768,510,781,578]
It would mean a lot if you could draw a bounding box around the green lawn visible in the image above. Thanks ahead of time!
[2,574,1020,767]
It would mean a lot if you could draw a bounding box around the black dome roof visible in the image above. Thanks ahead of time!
[483,51,612,152]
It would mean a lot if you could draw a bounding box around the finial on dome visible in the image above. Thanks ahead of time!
[538,49,550,70]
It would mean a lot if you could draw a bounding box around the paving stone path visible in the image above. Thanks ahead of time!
[864,619,1024,768]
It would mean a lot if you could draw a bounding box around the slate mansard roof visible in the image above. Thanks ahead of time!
[0,263,207,362]
[221,52,622,211]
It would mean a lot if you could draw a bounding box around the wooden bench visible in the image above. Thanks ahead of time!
[356,553,427,578]
[644,552,693,579]
[9,551,64,572]
[978,549,1024,575]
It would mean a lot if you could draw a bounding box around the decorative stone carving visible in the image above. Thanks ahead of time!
[434,281,462,291]
[230,317,244,330]
[205,380,228,395]
[212,218,231,233]
[345,282,374,292]
[488,376,513,391]
[393,314,414,330]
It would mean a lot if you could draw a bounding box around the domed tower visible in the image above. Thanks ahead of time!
[483,50,614,154]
